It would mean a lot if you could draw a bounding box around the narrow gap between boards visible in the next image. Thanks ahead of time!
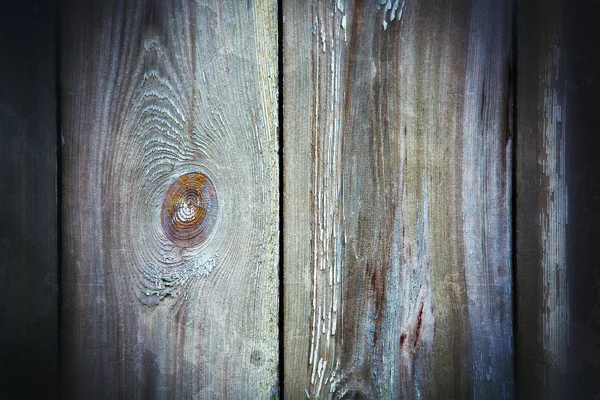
[54,2,63,398]
[510,0,519,396]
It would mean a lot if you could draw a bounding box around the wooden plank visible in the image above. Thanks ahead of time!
[283,0,514,398]
[0,1,58,398]
[61,0,279,397]
[562,2,600,397]
[515,1,561,397]
[516,0,600,398]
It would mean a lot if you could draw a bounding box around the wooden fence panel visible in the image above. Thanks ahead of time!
[283,1,514,398]
[61,0,279,397]
[0,1,58,398]
[2,0,600,398]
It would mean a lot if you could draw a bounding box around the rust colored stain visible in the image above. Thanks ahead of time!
[161,172,217,247]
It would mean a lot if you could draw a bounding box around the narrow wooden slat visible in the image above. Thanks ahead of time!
[562,2,600,397]
[0,1,57,398]
[516,0,600,398]
[283,0,513,398]
[515,1,561,397]
[61,0,279,397]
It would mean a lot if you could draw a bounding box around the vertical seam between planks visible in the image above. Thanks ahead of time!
[55,2,63,398]
[510,0,519,397]
[277,0,285,398]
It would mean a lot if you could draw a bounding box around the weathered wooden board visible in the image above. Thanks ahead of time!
[515,1,564,397]
[61,0,279,397]
[562,2,600,397]
[283,0,514,398]
[516,0,600,398]
[0,1,58,398]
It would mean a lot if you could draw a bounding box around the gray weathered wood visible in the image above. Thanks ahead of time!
[516,0,600,398]
[515,1,564,397]
[0,1,57,398]
[283,0,514,398]
[61,0,279,397]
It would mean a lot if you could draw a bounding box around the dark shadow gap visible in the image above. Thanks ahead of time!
[510,0,519,397]
[55,1,63,398]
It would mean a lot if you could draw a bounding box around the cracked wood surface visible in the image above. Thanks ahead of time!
[283,0,514,398]
[61,0,279,397]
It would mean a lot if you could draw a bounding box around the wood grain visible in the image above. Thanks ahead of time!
[0,1,57,398]
[515,1,564,397]
[61,0,279,397]
[516,0,600,398]
[283,0,514,398]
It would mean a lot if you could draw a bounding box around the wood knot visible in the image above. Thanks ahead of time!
[161,172,217,247]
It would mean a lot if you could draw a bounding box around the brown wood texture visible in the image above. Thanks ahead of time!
[283,0,514,398]
[0,1,58,398]
[516,0,600,398]
[61,0,279,397]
